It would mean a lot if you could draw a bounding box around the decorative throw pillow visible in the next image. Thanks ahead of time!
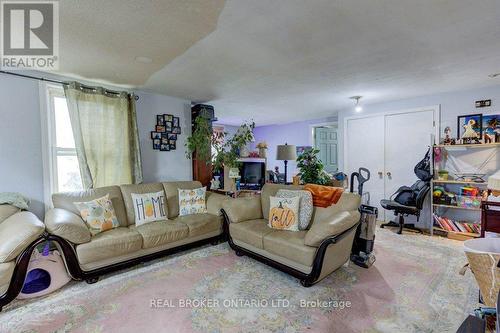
[74,194,120,235]
[178,187,207,216]
[268,196,300,231]
[276,189,313,230]
[131,191,167,226]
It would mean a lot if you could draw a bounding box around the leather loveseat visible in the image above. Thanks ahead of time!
[44,181,228,283]
[221,184,361,286]
[0,205,45,311]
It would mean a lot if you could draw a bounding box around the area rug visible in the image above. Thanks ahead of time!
[0,228,478,333]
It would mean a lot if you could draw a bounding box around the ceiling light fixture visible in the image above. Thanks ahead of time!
[488,73,500,78]
[350,96,363,112]
[135,56,153,64]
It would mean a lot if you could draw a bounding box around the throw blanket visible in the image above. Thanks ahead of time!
[304,184,344,208]
[0,192,30,210]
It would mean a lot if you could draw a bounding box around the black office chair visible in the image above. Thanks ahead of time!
[380,180,430,234]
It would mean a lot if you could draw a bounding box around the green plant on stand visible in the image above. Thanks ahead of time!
[296,148,331,185]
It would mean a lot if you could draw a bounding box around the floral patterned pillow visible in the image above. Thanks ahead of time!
[268,196,300,231]
[74,194,120,235]
[276,189,313,230]
[178,187,207,216]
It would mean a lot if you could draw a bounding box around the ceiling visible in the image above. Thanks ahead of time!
[50,0,500,125]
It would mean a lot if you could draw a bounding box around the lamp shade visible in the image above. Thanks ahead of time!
[276,144,297,161]
[488,171,500,191]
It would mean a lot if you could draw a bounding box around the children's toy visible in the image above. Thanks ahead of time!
[17,243,71,299]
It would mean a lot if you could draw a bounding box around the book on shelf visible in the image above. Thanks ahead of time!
[432,213,480,234]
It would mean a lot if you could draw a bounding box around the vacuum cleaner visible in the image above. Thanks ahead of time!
[349,168,378,268]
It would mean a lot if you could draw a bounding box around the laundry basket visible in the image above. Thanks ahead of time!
[463,238,500,307]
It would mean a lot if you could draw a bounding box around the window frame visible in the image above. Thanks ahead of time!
[40,82,82,210]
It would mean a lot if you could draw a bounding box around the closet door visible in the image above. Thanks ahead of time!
[345,115,385,217]
[384,109,435,223]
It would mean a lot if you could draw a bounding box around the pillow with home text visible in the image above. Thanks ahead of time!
[131,191,167,226]
[74,194,120,235]
[178,187,207,216]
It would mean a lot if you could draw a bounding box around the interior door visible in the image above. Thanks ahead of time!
[345,115,385,217]
[384,110,435,223]
[314,127,338,173]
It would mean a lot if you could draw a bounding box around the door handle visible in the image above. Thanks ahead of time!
[387,172,392,178]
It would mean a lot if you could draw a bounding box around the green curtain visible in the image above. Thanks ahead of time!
[64,82,143,189]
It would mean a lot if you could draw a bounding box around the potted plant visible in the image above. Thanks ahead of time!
[296,148,332,185]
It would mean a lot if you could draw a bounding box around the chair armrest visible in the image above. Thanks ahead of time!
[305,210,360,247]
[206,192,230,216]
[45,208,91,244]
[0,211,45,262]
[222,196,263,223]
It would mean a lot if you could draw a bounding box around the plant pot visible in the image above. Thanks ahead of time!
[259,148,267,158]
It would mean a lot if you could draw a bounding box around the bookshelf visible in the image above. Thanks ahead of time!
[431,143,499,240]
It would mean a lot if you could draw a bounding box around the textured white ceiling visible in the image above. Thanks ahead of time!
[51,0,500,125]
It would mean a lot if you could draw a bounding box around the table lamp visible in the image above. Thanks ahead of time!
[276,143,296,184]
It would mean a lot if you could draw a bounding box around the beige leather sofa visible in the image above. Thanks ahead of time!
[222,184,361,286]
[0,205,45,310]
[44,181,228,282]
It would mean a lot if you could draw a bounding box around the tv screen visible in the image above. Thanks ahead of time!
[240,162,265,188]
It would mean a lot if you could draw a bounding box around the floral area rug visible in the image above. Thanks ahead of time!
[0,227,478,333]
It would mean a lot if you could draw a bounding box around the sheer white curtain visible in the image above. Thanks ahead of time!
[64,82,143,188]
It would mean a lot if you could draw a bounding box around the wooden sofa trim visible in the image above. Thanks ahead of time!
[221,209,359,287]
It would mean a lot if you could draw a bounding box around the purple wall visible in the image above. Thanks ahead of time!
[252,116,337,182]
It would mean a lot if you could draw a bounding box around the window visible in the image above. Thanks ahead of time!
[44,85,83,194]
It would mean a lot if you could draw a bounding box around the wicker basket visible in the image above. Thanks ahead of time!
[463,238,500,307]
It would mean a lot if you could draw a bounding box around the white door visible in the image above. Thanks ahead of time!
[314,127,338,173]
[384,110,435,223]
[345,115,385,217]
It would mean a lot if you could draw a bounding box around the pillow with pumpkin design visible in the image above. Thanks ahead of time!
[74,194,120,235]
[268,196,300,231]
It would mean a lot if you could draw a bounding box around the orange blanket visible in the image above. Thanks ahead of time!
[304,184,344,208]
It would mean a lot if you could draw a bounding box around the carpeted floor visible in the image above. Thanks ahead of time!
[0,227,478,333]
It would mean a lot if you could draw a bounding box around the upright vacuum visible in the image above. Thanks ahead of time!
[349,168,378,268]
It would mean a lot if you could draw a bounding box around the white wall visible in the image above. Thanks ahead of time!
[136,91,192,182]
[0,73,192,219]
[0,75,45,218]
[338,84,500,171]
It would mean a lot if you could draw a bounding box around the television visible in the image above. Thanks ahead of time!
[240,161,266,189]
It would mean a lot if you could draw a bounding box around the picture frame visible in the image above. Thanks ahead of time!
[482,114,500,143]
[457,114,482,144]
[156,115,164,125]
[152,114,179,152]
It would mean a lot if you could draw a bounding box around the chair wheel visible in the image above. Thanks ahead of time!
[235,250,244,257]
[300,279,313,287]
